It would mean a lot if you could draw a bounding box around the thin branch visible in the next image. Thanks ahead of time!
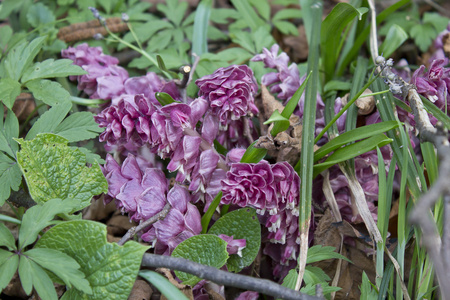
[117,203,171,246]
[141,253,323,300]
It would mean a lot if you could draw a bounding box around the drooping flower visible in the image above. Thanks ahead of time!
[61,43,129,99]
[218,234,247,257]
[411,58,450,109]
[141,185,202,255]
[196,65,259,128]
[101,153,168,221]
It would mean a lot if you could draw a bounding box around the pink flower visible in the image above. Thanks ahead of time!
[196,65,259,128]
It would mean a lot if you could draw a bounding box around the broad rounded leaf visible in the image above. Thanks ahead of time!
[0,249,18,292]
[15,133,108,210]
[171,234,228,286]
[35,220,149,300]
[208,208,261,272]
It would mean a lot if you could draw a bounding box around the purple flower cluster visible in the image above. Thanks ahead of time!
[221,161,301,265]
[411,58,450,110]
[101,153,201,255]
[196,65,259,129]
[61,43,129,99]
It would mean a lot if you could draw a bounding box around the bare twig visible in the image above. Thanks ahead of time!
[141,253,323,300]
[117,203,171,246]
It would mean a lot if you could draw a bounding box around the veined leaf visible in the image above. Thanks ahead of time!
[0,223,16,251]
[16,133,108,210]
[230,0,265,32]
[172,234,228,286]
[25,79,72,107]
[0,78,21,109]
[54,112,104,143]
[0,152,22,206]
[21,59,86,83]
[35,220,149,300]
[0,250,19,293]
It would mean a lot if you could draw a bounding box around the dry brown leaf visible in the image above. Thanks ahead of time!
[129,279,153,300]
[156,268,194,300]
[106,214,135,237]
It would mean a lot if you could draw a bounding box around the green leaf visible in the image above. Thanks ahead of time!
[3,36,46,81]
[264,110,290,132]
[249,0,270,20]
[35,220,149,300]
[155,92,177,106]
[306,245,351,264]
[0,152,22,206]
[320,3,368,82]
[21,59,86,83]
[27,259,58,300]
[172,234,229,286]
[281,269,297,290]
[208,208,261,272]
[323,80,352,93]
[313,134,393,177]
[0,25,13,58]
[0,107,19,157]
[139,270,189,300]
[301,283,341,297]
[304,266,330,284]
[25,101,72,140]
[313,121,400,162]
[26,3,55,27]
[360,271,378,299]
[272,8,302,21]
[0,223,16,251]
[0,214,21,225]
[0,78,21,109]
[270,71,311,136]
[25,79,72,106]
[54,112,103,142]
[0,250,18,292]
[201,191,222,234]
[230,0,265,31]
[25,248,91,293]
[19,199,76,249]
[16,134,107,210]
[423,12,450,32]
[240,141,267,163]
[273,20,299,35]
[410,23,436,53]
[422,95,450,129]
[192,0,212,57]
[379,24,408,58]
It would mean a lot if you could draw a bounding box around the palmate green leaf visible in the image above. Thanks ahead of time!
[26,259,58,300]
[16,133,108,210]
[0,78,21,109]
[306,245,351,264]
[25,248,91,293]
[208,208,261,272]
[304,266,330,284]
[139,271,189,300]
[379,24,408,58]
[274,20,299,35]
[249,0,270,20]
[18,199,76,249]
[0,223,16,251]
[281,269,297,290]
[21,59,86,83]
[3,36,46,81]
[25,101,72,140]
[26,79,71,106]
[172,234,228,286]
[410,23,436,53]
[272,8,302,21]
[423,12,450,32]
[301,283,341,297]
[0,107,19,157]
[35,220,149,300]
[313,121,400,162]
[320,3,368,82]
[313,134,392,177]
[53,112,104,143]
[0,152,22,206]
[0,249,18,292]
[26,3,55,27]
[230,0,265,32]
